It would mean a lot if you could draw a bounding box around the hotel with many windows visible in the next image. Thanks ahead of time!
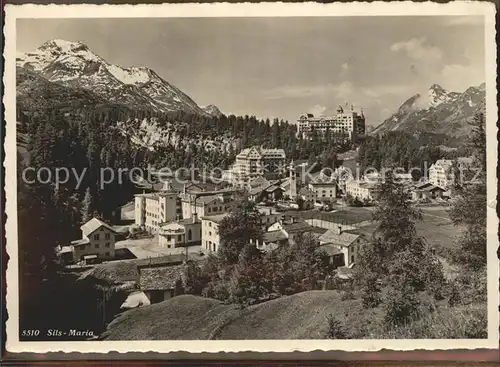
[297,105,366,141]
[223,146,287,186]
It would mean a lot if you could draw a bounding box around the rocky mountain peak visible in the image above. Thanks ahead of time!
[39,39,89,53]
[428,84,453,107]
[17,39,208,115]
[371,83,485,138]
[202,104,223,117]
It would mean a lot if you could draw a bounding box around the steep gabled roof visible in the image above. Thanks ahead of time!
[81,218,116,237]
[318,229,360,247]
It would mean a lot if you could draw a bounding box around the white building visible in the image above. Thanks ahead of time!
[134,191,182,233]
[69,218,117,262]
[158,215,202,249]
[181,192,235,219]
[201,214,229,253]
[308,173,338,202]
[228,146,287,185]
[298,187,317,209]
[318,225,366,267]
[345,180,379,201]
[297,105,365,140]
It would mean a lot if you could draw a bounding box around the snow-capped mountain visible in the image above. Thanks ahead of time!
[16,39,212,115]
[371,83,485,138]
[428,84,462,107]
[202,104,223,117]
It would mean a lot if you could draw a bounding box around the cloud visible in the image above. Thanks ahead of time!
[339,62,350,77]
[264,81,354,100]
[390,37,443,61]
[308,104,327,116]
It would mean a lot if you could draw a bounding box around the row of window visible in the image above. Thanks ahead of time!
[93,233,112,240]
[204,240,217,252]
[83,242,111,249]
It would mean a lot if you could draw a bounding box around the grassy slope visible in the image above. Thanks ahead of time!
[217,291,364,339]
[101,295,241,340]
[102,290,486,340]
[102,291,382,340]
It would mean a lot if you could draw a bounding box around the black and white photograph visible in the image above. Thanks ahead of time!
[4,2,498,353]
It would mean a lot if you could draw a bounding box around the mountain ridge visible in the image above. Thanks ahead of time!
[17,39,219,116]
[372,83,485,137]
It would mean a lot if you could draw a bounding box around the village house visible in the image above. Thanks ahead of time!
[298,187,317,209]
[68,218,117,263]
[409,181,446,201]
[201,213,229,253]
[255,230,288,253]
[345,179,379,201]
[266,216,314,243]
[158,214,202,249]
[308,173,338,202]
[318,225,366,267]
[138,263,184,304]
[257,207,283,229]
[247,176,293,203]
[181,190,235,219]
[315,243,345,267]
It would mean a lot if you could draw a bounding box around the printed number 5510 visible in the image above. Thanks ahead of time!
[21,329,40,336]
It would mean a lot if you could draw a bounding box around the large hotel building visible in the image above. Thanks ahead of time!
[297,105,366,140]
[223,146,287,186]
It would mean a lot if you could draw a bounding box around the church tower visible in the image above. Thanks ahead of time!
[288,160,297,199]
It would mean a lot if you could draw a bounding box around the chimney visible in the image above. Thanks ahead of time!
[192,212,198,223]
[176,214,180,222]
[336,225,342,235]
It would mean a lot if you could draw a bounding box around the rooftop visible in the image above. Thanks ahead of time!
[262,230,288,243]
[299,187,316,196]
[237,146,286,159]
[58,245,74,254]
[201,213,230,224]
[81,217,116,237]
[282,220,313,234]
[70,237,90,247]
[139,265,184,291]
[265,185,285,193]
[318,229,360,247]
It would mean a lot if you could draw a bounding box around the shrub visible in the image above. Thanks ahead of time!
[326,314,347,339]
[382,284,420,325]
[447,282,461,307]
[380,304,487,339]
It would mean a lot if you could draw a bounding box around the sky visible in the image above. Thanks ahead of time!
[17,16,485,126]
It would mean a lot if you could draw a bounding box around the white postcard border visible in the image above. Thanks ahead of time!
[4,1,499,354]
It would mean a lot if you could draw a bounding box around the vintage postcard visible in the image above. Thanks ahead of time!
[3,1,499,354]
